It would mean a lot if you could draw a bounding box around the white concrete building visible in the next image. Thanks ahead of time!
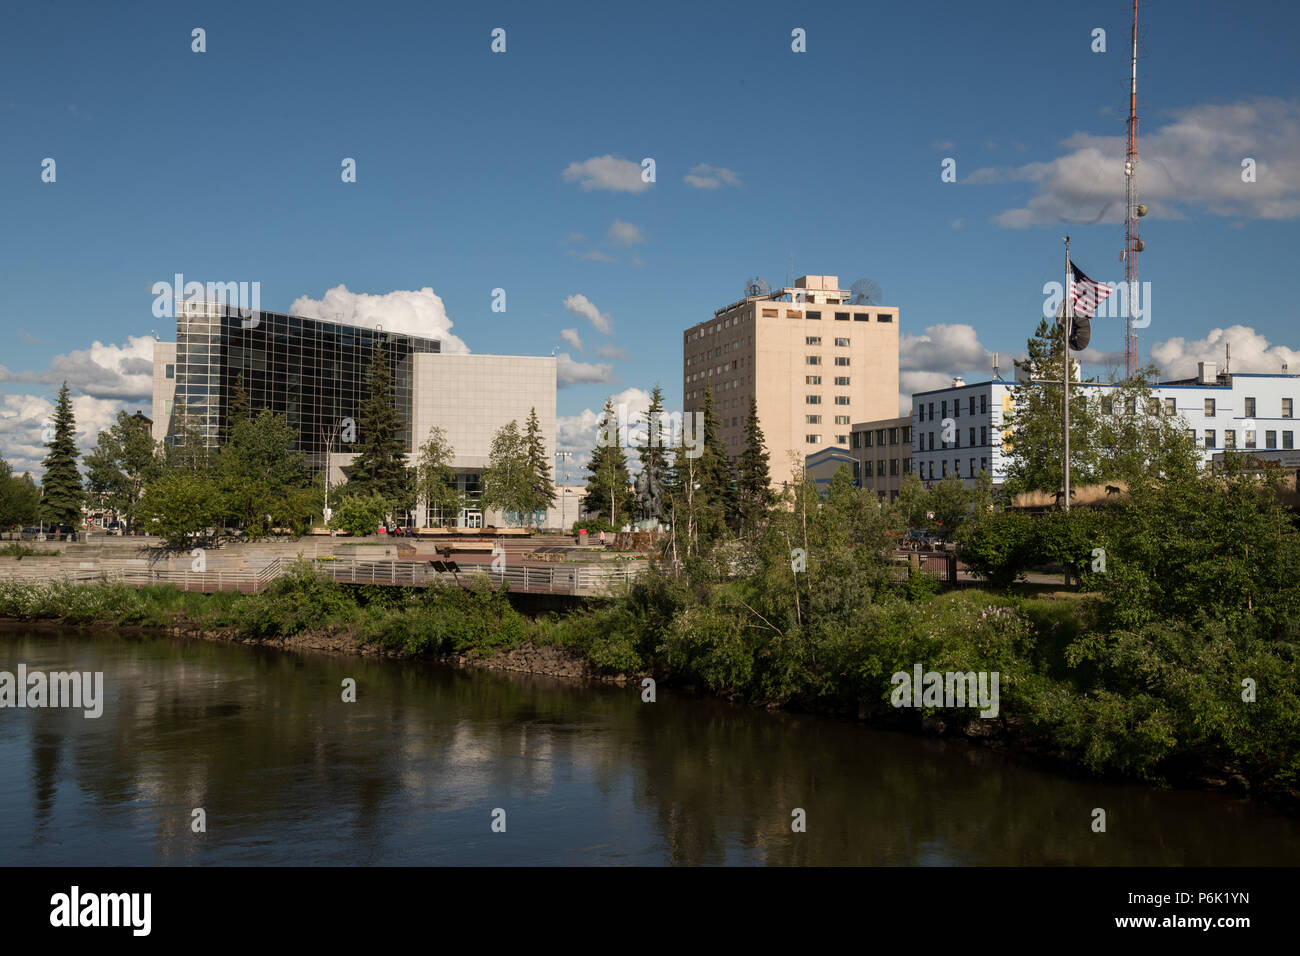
[907,364,1300,488]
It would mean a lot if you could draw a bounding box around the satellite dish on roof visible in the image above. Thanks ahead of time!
[849,278,883,306]
[743,277,770,298]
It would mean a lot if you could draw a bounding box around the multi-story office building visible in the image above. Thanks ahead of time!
[152,302,558,529]
[683,274,899,489]
[909,363,1300,488]
[848,415,913,501]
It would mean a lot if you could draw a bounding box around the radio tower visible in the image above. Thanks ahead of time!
[1123,0,1145,379]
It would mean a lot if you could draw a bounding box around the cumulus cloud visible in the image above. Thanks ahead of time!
[0,392,129,476]
[562,155,651,193]
[683,164,741,189]
[1150,325,1299,380]
[0,335,157,401]
[900,323,991,373]
[968,97,1300,226]
[560,328,584,352]
[563,293,612,334]
[608,220,644,244]
[556,353,614,388]
[556,386,653,472]
[289,285,470,353]
[594,343,627,360]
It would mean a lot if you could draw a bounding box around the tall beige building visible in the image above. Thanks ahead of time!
[683,275,899,488]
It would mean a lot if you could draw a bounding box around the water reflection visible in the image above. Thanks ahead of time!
[0,630,1295,866]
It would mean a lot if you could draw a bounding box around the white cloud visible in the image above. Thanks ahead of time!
[594,343,627,360]
[0,392,128,477]
[560,328,584,352]
[557,387,653,473]
[289,285,470,353]
[556,353,614,388]
[684,164,741,189]
[563,293,612,334]
[579,249,615,262]
[0,335,156,400]
[562,155,651,193]
[900,324,991,373]
[608,220,644,244]
[1150,325,1299,380]
[968,97,1300,226]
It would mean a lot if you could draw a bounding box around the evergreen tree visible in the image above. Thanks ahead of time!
[225,373,252,441]
[636,386,670,481]
[585,398,634,526]
[524,407,556,525]
[737,393,772,531]
[39,383,83,528]
[346,347,409,509]
[697,386,734,539]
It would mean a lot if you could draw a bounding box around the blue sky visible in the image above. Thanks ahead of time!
[2,0,1298,473]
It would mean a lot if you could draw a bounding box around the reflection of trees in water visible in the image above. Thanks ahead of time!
[7,630,1300,865]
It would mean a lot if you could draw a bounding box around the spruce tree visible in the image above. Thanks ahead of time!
[347,346,408,508]
[737,393,772,532]
[697,386,734,539]
[39,382,83,529]
[585,398,633,526]
[524,407,556,525]
[636,386,670,481]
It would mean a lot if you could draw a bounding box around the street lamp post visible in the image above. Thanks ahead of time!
[556,451,573,531]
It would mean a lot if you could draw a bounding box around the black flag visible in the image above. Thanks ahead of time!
[1057,300,1091,351]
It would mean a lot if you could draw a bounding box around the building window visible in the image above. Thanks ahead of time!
[954,401,961,418]
[834,396,850,405]
[1246,430,1257,448]
[834,312,850,321]
[928,432,935,450]
[1225,429,1236,448]
[928,402,935,419]
[928,461,934,479]
[806,311,821,320]
[1285,431,1294,450]
[981,457,988,473]
[761,308,778,317]
[1164,397,1177,415]
[806,415,821,424]
[806,375,822,385]
[1205,429,1216,449]
[887,428,897,445]
[835,357,850,366]
[806,355,821,365]
[852,461,860,482]
[164,399,174,416]
[970,457,976,476]
[980,426,987,445]
[834,337,850,347]
[1284,398,1294,419]
[903,458,911,474]
[902,425,911,442]
[851,431,860,448]
[1205,398,1216,417]
[863,431,873,448]
[980,394,987,414]
[1245,397,1256,417]
[165,363,175,379]
[876,314,893,322]
[969,427,976,446]
[1266,430,1278,449]
[806,434,822,444]
[806,395,821,404]
[969,396,975,415]
[835,376,851,386]
[942,461,948,477]
[1101,396,1113,415]
[890,459,899,476]
[836,434,849,444]
[918,405,925,422]
[805,336,821,345]
[864,460,874,478]
[835,415,851,425]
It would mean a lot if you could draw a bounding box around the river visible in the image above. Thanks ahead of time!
[1,629,1296,865]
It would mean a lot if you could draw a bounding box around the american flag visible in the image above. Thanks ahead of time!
[1069,262,1113,319]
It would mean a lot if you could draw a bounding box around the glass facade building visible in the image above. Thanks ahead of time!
[171,301,440,469]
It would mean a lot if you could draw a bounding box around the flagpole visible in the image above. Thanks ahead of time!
[1063,236,1071,516]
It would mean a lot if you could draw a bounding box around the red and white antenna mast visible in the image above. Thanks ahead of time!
[1123,0,1145,379]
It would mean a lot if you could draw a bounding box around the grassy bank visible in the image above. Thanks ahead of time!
[0,557,1296,805]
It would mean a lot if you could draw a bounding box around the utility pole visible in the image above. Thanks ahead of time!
[556,450,573,530]
[1063,236,1072,516]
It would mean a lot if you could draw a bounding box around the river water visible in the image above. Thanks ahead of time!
[1,629,1296,865]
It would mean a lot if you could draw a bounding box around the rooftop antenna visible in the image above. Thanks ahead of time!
[1225,341,1231,374]
[1122,0,1147,379]
[992,351,1001,379]
[743,277,770,298]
